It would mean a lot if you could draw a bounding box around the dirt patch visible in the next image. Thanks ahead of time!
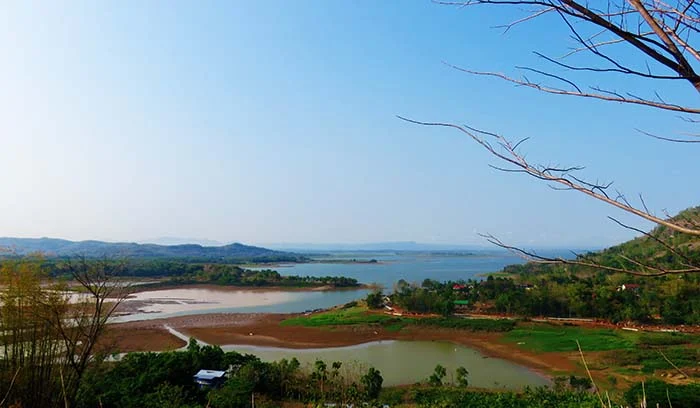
[98,326,186,354]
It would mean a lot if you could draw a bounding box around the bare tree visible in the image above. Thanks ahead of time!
[0,257,130,407]
[402,0,700,276]
[46,258,131,405]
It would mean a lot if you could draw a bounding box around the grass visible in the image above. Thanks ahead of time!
[281,307,516,332]
[503,324,637,352]
[606,346,699,374]
[280,306,394,327]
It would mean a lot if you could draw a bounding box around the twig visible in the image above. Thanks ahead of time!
[576,340,606,408]
[0,368,21,407]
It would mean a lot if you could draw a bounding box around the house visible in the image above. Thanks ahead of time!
[452,284,467,291]
[194,369,227,388]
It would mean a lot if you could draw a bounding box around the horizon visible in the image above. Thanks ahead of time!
[0,235,601,252]
[1,2,697,248]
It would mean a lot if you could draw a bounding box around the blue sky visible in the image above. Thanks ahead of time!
[0,1,697,248]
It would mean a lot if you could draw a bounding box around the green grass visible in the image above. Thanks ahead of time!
[280,306,394,327]
[282,308,515,332]
[503,325,637,352]
[607,346,700,374]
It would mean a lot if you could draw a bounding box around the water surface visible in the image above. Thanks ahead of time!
[222,340,548,389]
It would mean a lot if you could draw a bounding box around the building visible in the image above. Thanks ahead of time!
[193,369,227,388]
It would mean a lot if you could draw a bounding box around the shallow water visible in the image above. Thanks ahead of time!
[221,340,549,388]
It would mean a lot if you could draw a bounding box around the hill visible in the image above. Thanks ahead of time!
[0,237,305,263]
[591,206,700,270]
[504,206,700,276]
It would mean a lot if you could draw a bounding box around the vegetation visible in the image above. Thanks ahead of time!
[150,263,359,288]
[624,380,700,408]
[282,305,516,332]
[392,278,456,316]
[365,289,384,309]
[409,387,603,407]
[389,211,700,324]
[0,237,305,263]
[503,325,636,353]
[78,340,384,408]
[0,258,126,408]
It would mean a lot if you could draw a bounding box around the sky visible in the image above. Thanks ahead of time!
[0,1,697,248]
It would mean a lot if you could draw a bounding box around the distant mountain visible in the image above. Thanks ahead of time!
[0,237,303,262]
[140,237,225,247]
[262,241,489,252]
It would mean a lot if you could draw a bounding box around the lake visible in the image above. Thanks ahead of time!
[221,340,549,389]
[117,251,530,321]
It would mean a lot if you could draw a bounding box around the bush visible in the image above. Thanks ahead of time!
[624,380,700,408]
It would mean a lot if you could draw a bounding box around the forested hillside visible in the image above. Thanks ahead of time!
[0,237,305,263]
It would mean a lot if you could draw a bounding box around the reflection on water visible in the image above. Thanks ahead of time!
[222,340,549,389]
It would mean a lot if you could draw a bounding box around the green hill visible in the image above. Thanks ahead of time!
[0,237,305,263]
[505,206,700,277]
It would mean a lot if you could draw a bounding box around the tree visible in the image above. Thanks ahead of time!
[312,360,328,399]
[360,367,383,399]
[0,257,129,408]
[365,289,384,309]
[428,364,447,386]
[403,1,700,277]
[456,366,470,387]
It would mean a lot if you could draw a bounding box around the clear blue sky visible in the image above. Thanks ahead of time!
[0,1,697,248]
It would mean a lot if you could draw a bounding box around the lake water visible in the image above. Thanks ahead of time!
[255,251,528,290]
[118,251,531,321]
[222,340,549,389]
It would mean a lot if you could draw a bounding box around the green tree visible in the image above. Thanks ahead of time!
[455,367,469,387]
[428,364,447,387]
[360,367,383,399]
[365,290,384,309]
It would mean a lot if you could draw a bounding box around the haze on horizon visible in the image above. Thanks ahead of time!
[1,2,697,249]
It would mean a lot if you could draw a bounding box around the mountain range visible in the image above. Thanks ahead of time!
[0,237,302,262]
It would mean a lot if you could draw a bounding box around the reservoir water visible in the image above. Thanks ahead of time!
[117,251,529,321]
[221,340,549,389]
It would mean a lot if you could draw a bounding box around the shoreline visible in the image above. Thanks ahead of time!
[124,282,372,295]
[105,312,578,379]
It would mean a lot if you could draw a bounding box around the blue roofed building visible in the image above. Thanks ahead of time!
[193,369,227,388]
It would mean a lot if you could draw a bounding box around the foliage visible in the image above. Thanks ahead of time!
[365,289,384,309]
[0,258,124,408]
[428,364,447,386]
[139,263,359,288]
[410,386,604,407]
[606,346,699,374]
[392,279,455,316]
[455,366,469,387]
[78,341,384,407]
[361,367,383,399]
[624,380,700,408]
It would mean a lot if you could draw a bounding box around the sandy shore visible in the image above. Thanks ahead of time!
[106,313,578,376]
[126,283,371,294]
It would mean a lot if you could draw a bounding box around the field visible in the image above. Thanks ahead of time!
[503,324,637,352]
[281,306,515,332]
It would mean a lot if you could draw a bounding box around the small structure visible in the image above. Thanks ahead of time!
[617,283,641,292]
[193,369,227,388]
